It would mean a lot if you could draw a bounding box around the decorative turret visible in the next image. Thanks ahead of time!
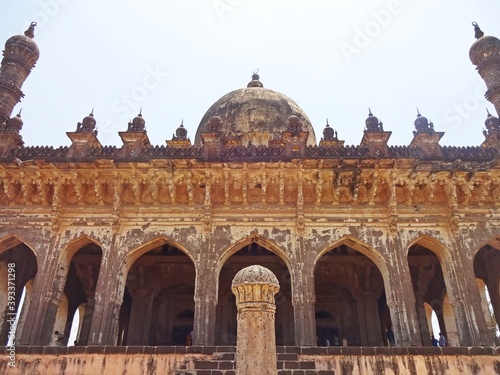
[119,111,151,156]
[481,109,500,150]
[5,110,24,133]
[173,120,188,140]
[409,109,444,157]
[360,109,391,157]
[66,111,102,157]
[0,23,40,125]
[469,23,500,116]
[127,110,146,132]
[319,119,344,147]
[365,109,383,132]
[167,120,191,148]
[413,109,435,135]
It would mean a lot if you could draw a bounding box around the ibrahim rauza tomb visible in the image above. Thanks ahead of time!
[0,22,499,374]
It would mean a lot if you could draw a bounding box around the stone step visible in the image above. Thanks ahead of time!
[179,371,333,375]
[176,349,335,375]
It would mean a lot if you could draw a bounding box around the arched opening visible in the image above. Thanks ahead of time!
[474,242,500,343]
[476,279,500,340]
[0,239,37,344]
[407,240,455,346]
[53,294,68,346]
[120,242,196,345]
[14,280,34,341]
[314,242,388,346]
[215,241,293,345]
[59,242,103,346]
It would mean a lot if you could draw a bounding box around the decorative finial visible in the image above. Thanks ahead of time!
[247,69,263,88]
[17,108,22,117]
[326,118,329,126]
[486,108,491,116]
[24,22,37,38]
[368,107,372,116]
[90,108,94,116]
[139,107,142,116]
[181,119,184,127]
[472,22,484,39]
[416,107,421,117]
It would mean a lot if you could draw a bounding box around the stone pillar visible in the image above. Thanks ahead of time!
[76,296,95,345]
[87,238,123,346]
[231,265,280,375]
[126,289,154,345]
[386,236,422,346]
[193,254,218,345]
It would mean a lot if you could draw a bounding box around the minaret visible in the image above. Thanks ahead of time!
[0,22,40,125]
[469,23,500,116]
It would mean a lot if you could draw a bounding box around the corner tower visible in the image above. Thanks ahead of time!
[469,23,500,116]
[0,22,39,125]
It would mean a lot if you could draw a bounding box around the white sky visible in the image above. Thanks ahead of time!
[2,0,500,148]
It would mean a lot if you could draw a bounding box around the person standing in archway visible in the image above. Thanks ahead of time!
[386,326,395,346]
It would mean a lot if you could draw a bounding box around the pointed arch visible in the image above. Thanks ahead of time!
[59,234,103,264]
[313,235,391,346]
[217,233,292,275]
[118,237,196,345]
[314,235,391,295]
[0,234,38,262]
[0,236,38,344]
[405,235,451,264]
[215,234,294,345]
[120,236,196,276]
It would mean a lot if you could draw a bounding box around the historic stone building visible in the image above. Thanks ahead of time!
[0,22,499,356]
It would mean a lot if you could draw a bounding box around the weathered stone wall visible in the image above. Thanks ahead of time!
[1,346,498,375]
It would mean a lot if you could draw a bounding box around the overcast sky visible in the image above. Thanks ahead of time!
[2,0,500,149]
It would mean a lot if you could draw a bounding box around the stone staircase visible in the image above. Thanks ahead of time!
[175,348,334,375]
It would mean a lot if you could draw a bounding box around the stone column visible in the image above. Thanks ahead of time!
[193,255,218,345]
[231,265,280,375]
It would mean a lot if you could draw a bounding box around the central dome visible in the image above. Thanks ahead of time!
[194,74,316,147]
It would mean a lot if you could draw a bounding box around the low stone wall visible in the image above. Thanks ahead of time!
[1,346,499,375]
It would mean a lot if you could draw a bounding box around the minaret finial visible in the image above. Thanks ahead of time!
[326,118,329,126]
[17,108,22,116]
[90,108,94,116]
[139,107,142,116]
[24,22,37,38]
[416,107,421,116]
[472,22,484,39]
[368,107,372,116]
[181,119,184,126]
[486,108,491,116]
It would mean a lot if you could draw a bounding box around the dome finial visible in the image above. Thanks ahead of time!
[486,107,491,116]
[17,108,22,117]
[472,22,484,39]
[247,69,263,88]
[24,22,37,38]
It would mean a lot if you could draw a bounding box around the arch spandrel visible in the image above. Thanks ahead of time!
[216,234,292,277]
[314,235,390,277]
[405,235,451,264]
[120,236,197,276]
[0,234,38,258]
[58,235,103,264]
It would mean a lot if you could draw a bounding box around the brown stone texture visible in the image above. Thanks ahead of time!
[0,23,499,375]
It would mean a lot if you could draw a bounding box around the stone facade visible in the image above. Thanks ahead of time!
[0,23,499,356]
